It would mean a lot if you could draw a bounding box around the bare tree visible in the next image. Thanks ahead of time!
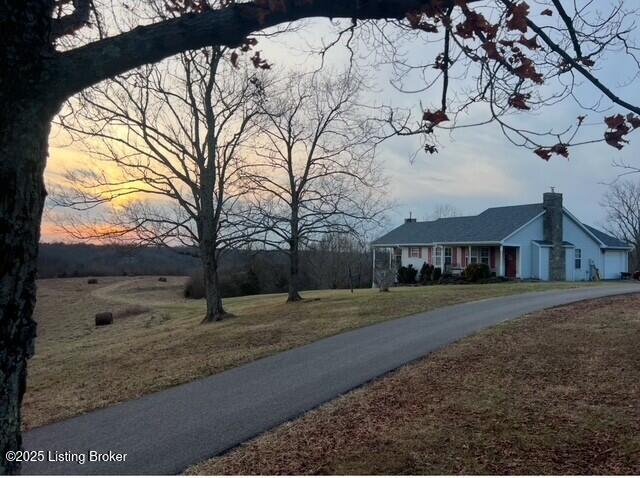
[426,203,463,220]
[602,180,640,271]
[54,47,266,322]
[370,1,640,157]
[4,1,640,470]
[309,232,372,291]
[246,70,387,302]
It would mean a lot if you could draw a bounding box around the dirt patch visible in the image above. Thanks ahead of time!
[188,294,640,475]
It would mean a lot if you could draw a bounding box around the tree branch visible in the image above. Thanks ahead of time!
[53,0,449,98]
[51,0,92,39]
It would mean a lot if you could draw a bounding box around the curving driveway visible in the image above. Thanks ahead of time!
[23,283,640,475]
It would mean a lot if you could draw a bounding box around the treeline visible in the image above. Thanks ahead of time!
[38,242,373,296]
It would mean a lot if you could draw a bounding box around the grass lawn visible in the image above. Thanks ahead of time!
[187,293,640,475]
[25,276,603,430]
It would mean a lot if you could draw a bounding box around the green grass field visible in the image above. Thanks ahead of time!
[25,276,603,430]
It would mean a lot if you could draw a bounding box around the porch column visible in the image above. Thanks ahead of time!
[499,245,504,276]
[517,246,522,279]
[372,247,376,288]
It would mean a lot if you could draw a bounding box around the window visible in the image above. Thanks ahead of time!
[480,247,490,265]
[470,247,490,265]
[444,247,452,266]
[575,248,582,269]
[408,247,421,258]
[434,246,442,266]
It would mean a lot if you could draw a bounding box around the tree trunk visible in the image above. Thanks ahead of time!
[287,247,302,302]
[0,105,54,475]
[287,230,302,302]
[200,247,227,322]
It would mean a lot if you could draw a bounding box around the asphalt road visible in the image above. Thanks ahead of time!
[22,284,640,475]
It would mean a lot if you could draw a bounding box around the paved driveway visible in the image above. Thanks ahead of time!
[23,284,639,474]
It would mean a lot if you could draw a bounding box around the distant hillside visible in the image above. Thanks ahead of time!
[38,243,200,278]
[37,243,373,293]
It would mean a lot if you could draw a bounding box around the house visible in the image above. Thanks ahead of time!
[372,192,631,282]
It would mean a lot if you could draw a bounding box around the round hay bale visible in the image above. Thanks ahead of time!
[95,312,113,327]
[87,278,98,284]
[158,277,167,282]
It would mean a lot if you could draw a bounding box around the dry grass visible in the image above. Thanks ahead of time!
[25,276,599,431]
[187,294,640,475]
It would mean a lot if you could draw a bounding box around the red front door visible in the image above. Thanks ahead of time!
[504,247,517,278]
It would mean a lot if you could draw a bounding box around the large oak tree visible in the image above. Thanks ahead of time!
[1,0,639,473]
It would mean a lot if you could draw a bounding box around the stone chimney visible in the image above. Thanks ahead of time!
[543,190,565,280]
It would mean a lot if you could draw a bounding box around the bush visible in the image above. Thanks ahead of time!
[239,268,261,296]
[438,275,466,285]
[431,267,442,281]
[184,268,262,299]
[397,264,418,284]
[464,263,491,282]
[634,270,640,281]
[419,262,434,285]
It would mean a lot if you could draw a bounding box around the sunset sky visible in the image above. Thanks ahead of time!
[43,9,640,242]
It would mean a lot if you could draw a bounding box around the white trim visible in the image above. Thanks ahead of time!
[372,241,500,247]
[532,242,575,248]
[518,246,522,279]
[532,240,545,280]
[500,211,545,242]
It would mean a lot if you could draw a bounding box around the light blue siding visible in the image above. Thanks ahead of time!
[503,214,544,279]
[539,247,550,280]
[532,244,540,279]
[563,214,603,281]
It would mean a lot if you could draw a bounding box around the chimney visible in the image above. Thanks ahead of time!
[404,212,417,224]
[543,190,565,280]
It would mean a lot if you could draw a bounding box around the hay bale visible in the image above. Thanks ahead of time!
[87,278,98,284]
[158,277,167,282]
[95,312,113,327]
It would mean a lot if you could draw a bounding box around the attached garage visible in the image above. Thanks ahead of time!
[603,249,629,280]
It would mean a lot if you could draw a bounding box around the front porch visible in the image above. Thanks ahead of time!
[373,244,521,282]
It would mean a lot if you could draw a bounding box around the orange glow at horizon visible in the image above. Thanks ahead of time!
[44,125,156,243]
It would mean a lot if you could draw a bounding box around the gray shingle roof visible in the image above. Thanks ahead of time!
[532,240,575,247]
[582,224,630,248]
[372,203,544,245]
